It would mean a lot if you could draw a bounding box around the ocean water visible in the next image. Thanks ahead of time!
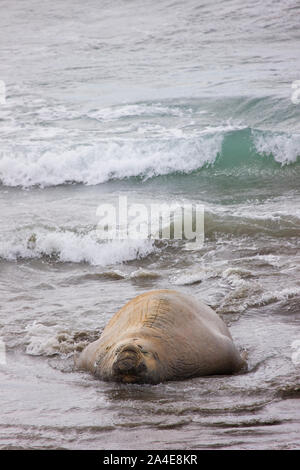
[0,0,300,450]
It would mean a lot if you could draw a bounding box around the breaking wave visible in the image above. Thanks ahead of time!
[0,128,299,188]
[0,229,156,266]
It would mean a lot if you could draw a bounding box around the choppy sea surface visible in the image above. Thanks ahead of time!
[0,0,300,450]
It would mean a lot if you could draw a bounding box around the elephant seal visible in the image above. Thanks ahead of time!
[75,289,246,384]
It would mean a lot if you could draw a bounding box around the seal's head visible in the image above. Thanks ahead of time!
[103,337,163,384]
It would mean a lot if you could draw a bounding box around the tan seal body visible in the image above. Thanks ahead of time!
[75,290,246,384]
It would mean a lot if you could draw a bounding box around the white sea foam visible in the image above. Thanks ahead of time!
[0,229,156,266]
[0,337,6,365]
[88,103,186,121]
[25,322,70,356]
[253,131,300,164]
[0,134,223,187]
[0,127,298,188]
[291,340,300,365]
[258,287,300,305]
[236,286,300,312]
[24,322,98,356]
[171,271,205,285]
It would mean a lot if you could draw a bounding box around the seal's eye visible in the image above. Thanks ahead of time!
[115,345,122,354]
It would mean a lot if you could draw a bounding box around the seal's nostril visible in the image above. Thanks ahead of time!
[117,359,134,372]
[113,349,138,372]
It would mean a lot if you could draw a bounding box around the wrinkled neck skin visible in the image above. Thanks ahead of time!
[95,331,167,384]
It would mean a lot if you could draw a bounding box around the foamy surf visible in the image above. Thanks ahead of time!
[253,130,300,165]
[0,127,299,188]
[291,340,300,366]
[0,229,156,266]
[24,321,101,356]
[0,132,223,187]
[88,102,187,121]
